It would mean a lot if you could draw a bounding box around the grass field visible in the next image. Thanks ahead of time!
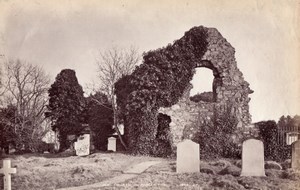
[1,152,300,190]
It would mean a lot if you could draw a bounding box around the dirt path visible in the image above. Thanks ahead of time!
[57,161,161,190]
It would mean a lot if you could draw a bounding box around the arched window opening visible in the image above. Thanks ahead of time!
[190,68,216,103]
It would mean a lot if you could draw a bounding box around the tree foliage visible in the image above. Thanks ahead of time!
[1,60,50,152]
[96,47,140,150]
[85,92,114,150]
[46,69,85,151]
[0,105,17,153]
[96,46,140,101]
[278,115,300,131]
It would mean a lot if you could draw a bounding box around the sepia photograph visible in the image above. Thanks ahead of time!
[0,0,299,189]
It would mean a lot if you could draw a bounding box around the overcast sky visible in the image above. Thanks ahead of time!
[0,0,299,123]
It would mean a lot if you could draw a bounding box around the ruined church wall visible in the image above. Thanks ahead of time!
[159,28,253,150]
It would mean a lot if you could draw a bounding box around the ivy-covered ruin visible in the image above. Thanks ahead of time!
[115,26,253,156]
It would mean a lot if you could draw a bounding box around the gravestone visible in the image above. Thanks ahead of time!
[108,137,116,152]
[176,139,200,173]
[292,140,300,170]
[241,139,265,176]
[74,134,90,156]
[0,159,17,190]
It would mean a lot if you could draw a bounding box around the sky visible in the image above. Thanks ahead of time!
[0,0,299,123]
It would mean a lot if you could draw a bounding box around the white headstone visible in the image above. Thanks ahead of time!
[108,137,117,152]
[176,139,200,173]
[74,134,90,156]
[0,159,17,190]
[241,139,265,176]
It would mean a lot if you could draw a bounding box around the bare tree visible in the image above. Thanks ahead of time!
[96,47,140,99]
[95,46,140,149]
[1,59,51,151]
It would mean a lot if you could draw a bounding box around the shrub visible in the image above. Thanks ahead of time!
[195,103,239,159]
[37,142,55,153]
[256,120,291,161]
[256,121,278,160]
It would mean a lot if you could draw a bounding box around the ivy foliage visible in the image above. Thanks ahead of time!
[115,26,209,155]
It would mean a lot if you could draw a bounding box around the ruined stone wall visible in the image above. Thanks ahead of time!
[159,28,253,150]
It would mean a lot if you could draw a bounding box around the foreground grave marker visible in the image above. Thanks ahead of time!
[0,159,17,190]
[176,139,200,173]
[241,139,265,176]
[74,134,90,156]
[108,137,116,152]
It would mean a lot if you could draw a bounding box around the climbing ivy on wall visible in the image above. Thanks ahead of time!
[115,26,208,155]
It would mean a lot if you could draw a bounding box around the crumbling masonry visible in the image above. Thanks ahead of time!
[159,27,253,149]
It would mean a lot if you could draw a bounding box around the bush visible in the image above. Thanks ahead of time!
[37,142,55,153]
[195,104,240,159]
[256,120,291,161]
[256,121,278,160]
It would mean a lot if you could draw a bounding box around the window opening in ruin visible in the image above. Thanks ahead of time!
[190,68,215,103]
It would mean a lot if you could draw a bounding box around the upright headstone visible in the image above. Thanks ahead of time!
[54,130,60,151]
[176,139,200,173]
[292,140,300,170]
[108,137,116,152]
[241,139,265,176]
[74,134,90,156]
[0,159,17,190]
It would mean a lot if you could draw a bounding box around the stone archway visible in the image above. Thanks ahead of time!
[191,60,222,103]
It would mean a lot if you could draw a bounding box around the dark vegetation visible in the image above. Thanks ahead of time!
[115,26,209,155]
[194,104,240,159]
[257,115,300,161]
[0,60,50,153]
[85,92,114,150]
[190,92,215,103]
[45,69,86,151]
